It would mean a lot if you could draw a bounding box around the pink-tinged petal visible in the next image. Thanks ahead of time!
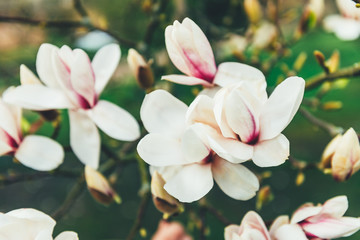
[0,100,21,144]
[259,77,305,141]
[252,134,289,167]
[20,65,42,85]
[291,204,322,224]
[164,163,213,203]
[186,95,218,129]
[302,217,360,239]
[15,135,64,171]
[213,62,267,101]
[137,133,185,166]
[323,15,360,41]
[55,231,79,240]
[182,126,210,163]
[88,100,140,141]
[212,157,259,200]
[69,110,100,169]
[308,195,348,222]
[224,225,241,240]
[70,49,96,107]
[161,74,213,87]
[269,215,290,238]
[36,43,62,88]
[140,90,187,136]
[274,224,308,240]
[58,45,74,66]
[3,85,74,111]
[238,211,271,240]
[225,88,259,143]
[213,87,237,139]
[0,134,13,155]
[92,43,121,94]
[207,132,253,163]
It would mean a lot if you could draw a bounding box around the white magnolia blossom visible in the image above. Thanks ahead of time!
[0,208,78,240]
[324,0,360,40]
[0,99,63,171]
[137,90,259,203]
[3,43,140,169]
[270,196,360,240]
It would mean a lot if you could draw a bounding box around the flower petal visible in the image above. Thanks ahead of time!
[224,225,241,240]
[291,204,322,224]
[240,211,271,240]
[70,49,96,107]
[3,85,74,111]
[269,215,290,238]
[20,64,42,85]
[323,15,360,41]
[252,134,289,167]
[186,95,217,129]
[0,100,21,143]
[69,110,100,169]
[274,224,308,240]
[137,133,185,166]
[302,217,360,239]
[140,90,187,136]
[182,126,210,163]
[92,43,121,94]
[259,77,304,141]
[36,43,62,88]
[161,74,213,87]
[15,135,64,171]
[55,231,79,240]
[88,100,140,141]
[212,156,259,200]
[164,163,213,203]
[308,195,348,222]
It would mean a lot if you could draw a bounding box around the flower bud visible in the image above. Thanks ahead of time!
[320,128,360,181]
[256,185,273,210]
[127,48,154,90]
[85,166,121,205]
[151,171,184,216]
[244,0,263,25]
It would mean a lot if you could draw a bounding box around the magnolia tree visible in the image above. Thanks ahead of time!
[0,0,360,239]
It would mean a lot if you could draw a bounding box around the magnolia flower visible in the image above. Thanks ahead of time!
[162,18,217,87]
[225,211,271,240]
[4,43,140,169]
[270,196,360,240]
[152,220,192,240]
[203,76,304,167]
[0,208,78,240]
[320,128,360,181]
[137,90,259,203]
[0,99,63,171]
[323,0,360,40]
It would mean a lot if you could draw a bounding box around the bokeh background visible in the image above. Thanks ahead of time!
[0,0,360,239]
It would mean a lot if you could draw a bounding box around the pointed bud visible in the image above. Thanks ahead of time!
[151,171,184,216]
[321,128,360,181]
[127,48,154,90]
[295,172,305,186]
[244,0,263,25]
[326,50,340,73]
[85,166,121,205]
[314,50,329,73]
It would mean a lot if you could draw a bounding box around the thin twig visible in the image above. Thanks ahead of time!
[299,107,343,137]
[73,0,88,18]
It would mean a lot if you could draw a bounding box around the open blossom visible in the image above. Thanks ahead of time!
[270,196,360,240]
[0,208,78,240]
[152,220,192,240]
[137,90,259,203]
[4,43,140,169]
[225,211,271,240]
[200,76,305,167]
[323,0,360,40]
[320,128,360,181]
[0,99,63,171]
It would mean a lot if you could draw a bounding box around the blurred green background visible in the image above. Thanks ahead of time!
[0,0,360,239]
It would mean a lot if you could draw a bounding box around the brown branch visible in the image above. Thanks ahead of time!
[305,63,360,90]
[73,0,89,18]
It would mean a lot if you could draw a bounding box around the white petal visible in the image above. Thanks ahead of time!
[252,134,289,167]
[88,100,140,141]
[0,100,21,143]
[213,62,267,101]
[3,85,74,111]
[70,49,96,107]
[186,95,218,129]
[92,43,121,94]
[182,126,210,163]
[36,43,62,88]
[224,225,241,240]
[199,85,221,98]
[269,215,290,238]
[323,15,360,41]
[212,156,259,200]
[164,163,213,203]
[55,231,79,240]
[259,77,305,141]
[240,211,271,240]
[309,195,348,222]
[20,64,42,85]
[137,133,185,166]
[302,217,360,239]
[161,74,213,87]
[140,90,187,136]
[15,135,64,171]
[69,110,100,169]
[291,204,322,224]
[274,224,308,240]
